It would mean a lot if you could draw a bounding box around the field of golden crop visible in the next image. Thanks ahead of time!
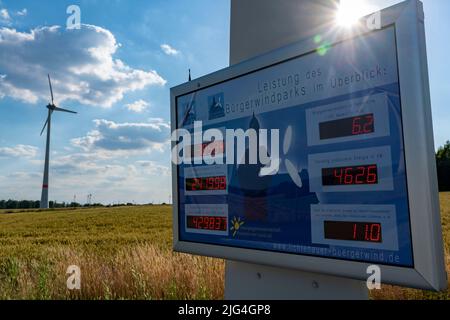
[0,193,449,300]
[0,205,223,299]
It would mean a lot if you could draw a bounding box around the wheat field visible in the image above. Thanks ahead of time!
[0,194,449,300]
[0,205,224,299]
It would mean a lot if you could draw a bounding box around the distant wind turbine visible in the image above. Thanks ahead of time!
[40,75,77,209]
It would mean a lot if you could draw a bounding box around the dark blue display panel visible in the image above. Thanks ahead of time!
[175,26,414,267]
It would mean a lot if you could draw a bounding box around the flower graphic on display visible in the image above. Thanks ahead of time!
[230,216,245,237]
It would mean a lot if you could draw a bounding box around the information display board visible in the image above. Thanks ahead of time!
[171,1,447,290]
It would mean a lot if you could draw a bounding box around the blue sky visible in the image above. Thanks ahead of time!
[0,0,448,204]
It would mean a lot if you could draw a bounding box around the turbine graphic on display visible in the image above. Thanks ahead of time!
[181,92,197,127]
[283,126,303,188]
[258,125,303,188]
[39,75,77,209]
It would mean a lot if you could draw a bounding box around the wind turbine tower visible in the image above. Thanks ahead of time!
[40,75,77,209]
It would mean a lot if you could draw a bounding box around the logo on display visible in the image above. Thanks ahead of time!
[208,93,225,120]
[230,217,245,237]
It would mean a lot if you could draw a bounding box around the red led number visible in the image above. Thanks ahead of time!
[186,176,226,191]
[344,168,353,184]
[325,221,382,243]
[329,165,378,186]
[192,178,202,191]
[189,216,227,231]
[367,165,377,184]
[369,224,382,242]
[353,223,381,242]
[352,115,374,136]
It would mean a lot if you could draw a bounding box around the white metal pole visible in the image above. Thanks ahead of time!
[230,0,340,65]
[226,0,368,300]
[40,109,51,209]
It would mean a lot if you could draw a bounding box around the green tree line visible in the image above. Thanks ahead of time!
[437,141,450,191]
[0,200,104,210]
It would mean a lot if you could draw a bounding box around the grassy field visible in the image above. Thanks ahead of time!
[0,194,449,300]
[0,205,223,299]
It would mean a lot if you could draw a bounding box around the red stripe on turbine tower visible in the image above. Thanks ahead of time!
[43,184,48,189]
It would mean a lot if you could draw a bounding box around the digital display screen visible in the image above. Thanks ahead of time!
[319,114,374,140]
[324,221,382,243]
[175,26,414,268]
[185,176,227,191]
[322,165,378,186]
[186,216,227,231]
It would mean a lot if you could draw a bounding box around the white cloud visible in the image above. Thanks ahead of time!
[0,24,166,107]
[125,99,149,113]
[51,153,155,180]
[0,145,171,204]
[16,8,27,16]
[7,171,40,179]
[71,118,170,152]
[0,9,9,20]
[28,151,171,204]
[136,160,170,176]
[0,8,10,24]
[51,153,119,175]
[0,144,38,158]
[160,43,180,56]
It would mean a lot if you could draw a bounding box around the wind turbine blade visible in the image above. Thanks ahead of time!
[181,92,196,126]
[182,105,192,125]
[40,117,49,136]
[53,106,77,114]
[48,74,54,104]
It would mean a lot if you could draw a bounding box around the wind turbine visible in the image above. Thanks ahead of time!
[40,75,77,209]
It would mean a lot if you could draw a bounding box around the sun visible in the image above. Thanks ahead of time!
[336,0,376,28]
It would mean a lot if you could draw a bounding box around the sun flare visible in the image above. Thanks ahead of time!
[336,0,376,28]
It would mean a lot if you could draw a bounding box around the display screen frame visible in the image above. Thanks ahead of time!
[170,1,446,291]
